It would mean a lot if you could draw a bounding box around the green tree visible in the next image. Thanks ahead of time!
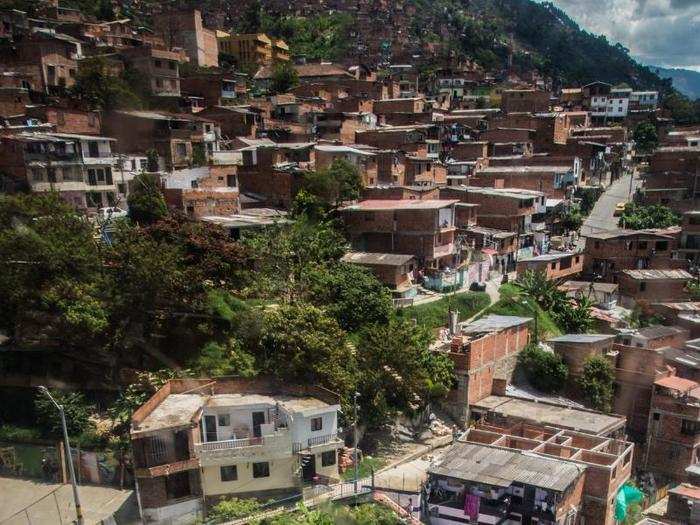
[270,62,299,94]
[189,340,257,378]
[259,304,356,401]
[305,263,392,332]
[633,122,658,153]
[298,159,362,214]
[355,319,454,428]
[69,57,143,111]
[518,344,568,392]
[618,203,681,230]
[578,356,615,412]
[145,149,159,172]
[35,389,95,438]
[127,172,168,225]
[555,296,594,334]
[560,206,584,232]
[515,270,566,311]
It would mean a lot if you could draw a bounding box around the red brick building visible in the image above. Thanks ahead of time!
[340,252,415,294]
[500,89,551,114]
[617,269,692,308]
[516,251,584,280]
[645,375,700,482]
[26,105,101,135]
[471,165,576,199]
[341,199,459,271]
[583,228,683,282]
[440,315,531,423]
[153,9,218,68]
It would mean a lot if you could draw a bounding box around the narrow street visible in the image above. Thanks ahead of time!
[580,172,641,237]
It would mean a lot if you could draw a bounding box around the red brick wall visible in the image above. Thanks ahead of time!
[618,275,690,305]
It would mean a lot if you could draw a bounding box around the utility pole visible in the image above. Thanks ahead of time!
[353,391,360,494]
[38,386,83,525]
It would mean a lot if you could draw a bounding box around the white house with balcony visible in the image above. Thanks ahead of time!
[197,393,342,500]
[129,379,344,524]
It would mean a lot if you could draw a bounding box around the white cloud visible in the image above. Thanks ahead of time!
[548,0,700,69]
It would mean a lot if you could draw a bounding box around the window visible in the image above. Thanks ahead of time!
[218,414,230,426]
[176,143,187,157]
[321,450,336,467]
[191,180,199,189]
[640,282,646,291]
[310,417,323,432]
[154,59,162,68]
[656,241,668,251]
[594,241,600,249]
[550,262,557,269]
[169,61,176,70]
[252,461,270,478]
[638,241,647,250]
[652,412,660,421]
[220,465,238,481]
[156,78,163,88]
[681,419,699,436]
[57,111,65,125]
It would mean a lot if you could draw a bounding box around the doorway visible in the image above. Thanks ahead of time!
[301,454,316,482]
[252,411,266,438]
[204,415,217,442]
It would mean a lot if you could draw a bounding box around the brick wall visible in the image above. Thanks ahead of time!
[617,275,690,305]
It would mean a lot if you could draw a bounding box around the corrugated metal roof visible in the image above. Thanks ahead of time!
[429,442,584,492]
[461,314,532,333]
[341,251,414,266]
[549,334,615,344]
[622,269,692,280]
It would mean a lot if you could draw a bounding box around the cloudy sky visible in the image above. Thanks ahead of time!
[548,0,700,71]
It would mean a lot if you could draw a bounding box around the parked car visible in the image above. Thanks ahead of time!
[98,206,128,220]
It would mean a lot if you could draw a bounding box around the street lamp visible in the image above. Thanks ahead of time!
[37,386,84,525]
[353,391,360,494]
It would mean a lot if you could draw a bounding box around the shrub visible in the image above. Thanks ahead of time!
[34,390,95,439]
[578,356,615,412]
[207,497,262,523]
[518,344,568,393]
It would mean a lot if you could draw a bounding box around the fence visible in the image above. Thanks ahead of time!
[0,441,133,489]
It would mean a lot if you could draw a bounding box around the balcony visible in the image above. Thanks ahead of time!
[292,432,343,453]
[432,242,456,259]
[195,428,292,466]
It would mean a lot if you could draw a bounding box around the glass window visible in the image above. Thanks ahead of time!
[321,450,336,467]
[252,462,270,478]
[218,414,230,426]
[220,465,238,481]
[311,417,323,432]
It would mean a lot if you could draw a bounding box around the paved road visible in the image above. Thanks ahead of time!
[0,477,137,525]
[581,172,640,237]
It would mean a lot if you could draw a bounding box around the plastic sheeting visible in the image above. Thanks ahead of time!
[615,483,644,521]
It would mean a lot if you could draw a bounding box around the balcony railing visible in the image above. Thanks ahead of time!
[293,432,342,452]
[195,429,292,465]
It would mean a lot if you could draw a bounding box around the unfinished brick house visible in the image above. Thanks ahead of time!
[180,72,243,109]
[583,228,683,282]
[617,325,690,351]
[650,302,700,339]
[26,105,101,135]
[471,165,577,199]
[611,343,672,440]
[426,422,633,525]
[340,252,416,296]
[440,186,544,233]
[645,375,700,482]
[641,145,700,212]
[516,251,584,280]
[120,46,181,98]
[153,9,218,68]
[196,106,260,139]
[0,30,80,95]
[678,210,700,268]
[104,110,220,170]
[500,89,551,114]
[130,378,342,524]
[437,315,531,423]
[162,166,240,218]
[471,394,627,438]
[549,333,616,376]
[340,199,459,272]
[617,269,692,308]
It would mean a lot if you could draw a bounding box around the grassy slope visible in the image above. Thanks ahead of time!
[480,283,562,339]
[398,291,490,331]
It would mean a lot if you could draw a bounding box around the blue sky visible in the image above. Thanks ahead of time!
[547,0,700,71]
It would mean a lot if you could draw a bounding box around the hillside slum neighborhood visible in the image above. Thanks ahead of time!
[0,3,700,525]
